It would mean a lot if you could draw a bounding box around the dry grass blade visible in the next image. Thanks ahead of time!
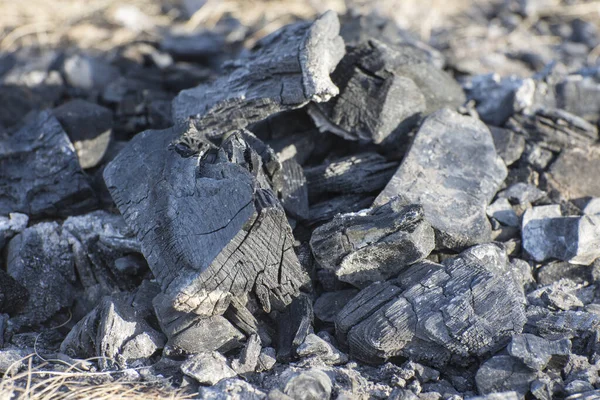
[0,355,196,400]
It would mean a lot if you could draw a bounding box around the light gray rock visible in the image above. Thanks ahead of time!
[297,333,348,365]
[375,108,507,249]
[283,368,333,400]
[466,393,520,400]
[6,222,77,326]
[171,11,344,144]
[507,334,571,371]
[61,293,165,370]
[487,198,520,227]
[181,351,237,386]
[497,183,546,205]
[0,213,28,251]
[232,334,262,375]
[489,126,526,167]
[0,111,95,218]
[197,378,267,400]
[257,347,277,372]
[336,244,527,366]
[522,205,600,264]
[310,198,435,288]
[546,146,600,200]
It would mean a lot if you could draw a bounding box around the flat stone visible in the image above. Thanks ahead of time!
[0,111,95,218]
[53,99,113,169]
[181,351,237,386]
[310,199,435,288]
[475,355,538,398]
[507,334,571,371]
[375,108,507,249]
[522,205,600,264]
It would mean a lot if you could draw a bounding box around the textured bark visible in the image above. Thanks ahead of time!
[171,11,344,150]
[104,124,310,318]
[336,244,527,366]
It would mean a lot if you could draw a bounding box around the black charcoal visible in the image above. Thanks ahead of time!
[475,355,538,398]
[546,147,600,200]
[376,108,507,249]
[507,334,571,371]
[0,213,28,251]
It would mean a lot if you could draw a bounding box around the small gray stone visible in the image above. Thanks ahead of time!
[232,334,262,374]
[0,348,30,375]
[497,183,546,206]
[197,379,267,400]
[297,333,348,365]
[257,347,277,372]
[0,213,28,251]
[181,351,237,386]
[466,392,520,400]
[283,369,332,400]
[564,380,595,396]
[311,198,435,288]
[375,108,507,249]
[546,147,600,200]
[507,334,571,371]
[475,355,538,398]
[489,126,526,166]
[522,205,600,264]
[487,198,520,227]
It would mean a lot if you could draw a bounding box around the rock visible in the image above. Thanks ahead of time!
[181,351,237,386]
[0,111,95,218]
[467,392,520,400]
[232,334,262,375]
[297,333,348,365]
[153,292,244,356]
[308,194,375,226]
[309,40,427,144]
[566,390,600,400]
[257,347,277,372]
[104,124,309,317]
[6,222,77,326]
[487,198,520,227]
[171,11,344,145]
[489,126,526,167]
[527,280,587,311]
[0,213,28,251]
[536,261,595,286]
[197,378,267,400]
[522,205,600,264]
[283,369,333,400]
[0,348,30,375]
[577,197,600,215]
[53,99,113,169]
[497,183,546,206]
[336,244,526,366]
[310,199,435,288]
[277,294,314,361]
[375,108,507,249]
[305,153,398,202]
[475,355,538,398]
[464,74,535,126]
[554,74,600,123]
[546,146,600,200]
[507,334,571,371]
[313,290,359,323]
[62,54,120,91]
[61,293,165,370]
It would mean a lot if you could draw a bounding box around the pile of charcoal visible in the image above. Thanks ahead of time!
[2,6,600,400]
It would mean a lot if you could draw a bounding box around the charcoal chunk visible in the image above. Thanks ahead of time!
[475,355,538,398]
[6,222,77,326]
[522,205,600,264]
[313,290,359,323]
[310,199,435,288]
[308,194,375,226]
[507,334,571,371]
[0,111,95,218]
[61,293,165,370]
[304,153,398,201]
[376,108,507,249]
[336,244,526,366]
[104,124,309,317]
[489,126,526,167]
[0,213,28,251]
[0,269,28,315]
[171,11,344,145]
[181,351,237,385]
[53,99,113,169]
[283,369,332,400]
[546,147,600,200]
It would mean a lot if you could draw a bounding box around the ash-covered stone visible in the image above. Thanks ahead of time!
[283,368,333,400]
[297,333,348,366]
[336,244,526,366]
[61,293,165,370]
[0,213,28,251]
[522,205,600,264]
[181,351,237,385]
[6,222,77,326]
[0,111,95,218]
[376,108,507,249]
[53,99,113,169]
[311,198,434,288]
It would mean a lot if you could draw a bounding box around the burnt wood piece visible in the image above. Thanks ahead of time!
[277,158,309,221]
[310,198,435,288]
[304,152,398,202]
[61,293,165,370]
[545,146,600,200]
[171,11,345,149]
[335,244,527,367]
[308,194,375,226]
[104,124,310,318]
[0,269,28,316]
[276,293,314,362]
[506,107,598,151]
[0,111,95,218]
[310,39,465,144]
[375,108,507,249]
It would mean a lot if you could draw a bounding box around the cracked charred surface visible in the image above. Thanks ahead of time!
[335,244,526,367]
[104,124,310,320]
[171,11,345,150]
